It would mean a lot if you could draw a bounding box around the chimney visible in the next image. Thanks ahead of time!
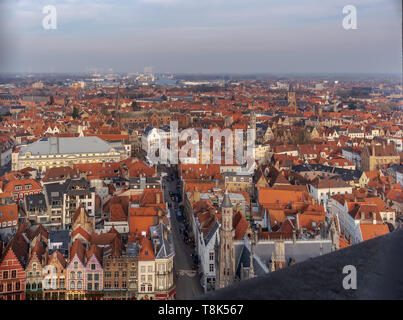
[372,212,376,224]
[194,188,200,203]
[372,143,375,156]
[156,192,161,204]
[361,211,365,221]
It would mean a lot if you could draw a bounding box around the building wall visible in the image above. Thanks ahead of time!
[137,260,155,299]
[0,250,26,300]
[66,256,86,300]
[42,260,66,300]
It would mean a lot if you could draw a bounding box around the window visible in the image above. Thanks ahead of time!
[94,273,99,281]
[148,285,152,291]
[122,281,127,288]
[87,274,92,281]
[91,264,96,270]
[114,271,119,278]
[74,262,78,269]
[70,271,75,279]
[3,271,8,279]
[11,270,16,278]
[141,284,145,292]
[209,252,214,261]
[122,271,126,278]
[141,275,145,282]
[148,275,152,282]
[105,271,111,279]
[130,271,136,278]
[148,266,153,273]
[77,281,82,290]
[94,283,99,291]
[114,281,119,288]
[15,282,20,291]
[77,271,82,279]
[141,266,145,273]
[87,283,92,291]
[209,264,214,272]
[7,283,12,292]
[70,282,75,290]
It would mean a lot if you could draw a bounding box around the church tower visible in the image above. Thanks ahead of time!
[216,190,235,289]
[249,103,256,129]
[287,87,297,113]
[114,84,121,126]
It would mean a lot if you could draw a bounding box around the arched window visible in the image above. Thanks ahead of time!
[74,262,78,269]
[37,282,42,289]
[26,283,31,290]
[70,271,75,279]
[70,281,75,290]
[77,281,82,290]
[53,267,57,274]
[77,271,82,279]
[148,285,152,291]
[32,283,37,290]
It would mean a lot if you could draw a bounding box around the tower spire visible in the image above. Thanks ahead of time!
[216,189,235,289]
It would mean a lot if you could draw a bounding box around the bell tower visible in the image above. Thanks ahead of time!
[216,190,235,289]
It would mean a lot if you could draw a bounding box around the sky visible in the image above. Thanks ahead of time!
[0,0,401,74]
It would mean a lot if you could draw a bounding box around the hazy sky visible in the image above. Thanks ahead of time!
[0,0,401,74]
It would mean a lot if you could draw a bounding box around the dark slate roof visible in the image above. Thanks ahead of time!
[292,164,362,181]
[44,181,68,204]
[150,223,175,259]
[49,230,70,256]
[236,245,267,279]
[65,178,95,196]
[25,193,47,211]
[199,230,403,300]
[205,220,219,246]
[0,227,16,243]
[127,242,139,258]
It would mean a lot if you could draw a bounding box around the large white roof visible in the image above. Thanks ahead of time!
[20,136,114,156]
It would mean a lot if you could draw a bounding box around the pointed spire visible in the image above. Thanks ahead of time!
[221,189,232,208]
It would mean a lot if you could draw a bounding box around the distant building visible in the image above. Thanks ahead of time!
[361,143,400,172]
[12,137,128,172]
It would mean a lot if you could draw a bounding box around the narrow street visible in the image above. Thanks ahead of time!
[161,165,204,300]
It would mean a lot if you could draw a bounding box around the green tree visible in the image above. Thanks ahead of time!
[71,107,80,119]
